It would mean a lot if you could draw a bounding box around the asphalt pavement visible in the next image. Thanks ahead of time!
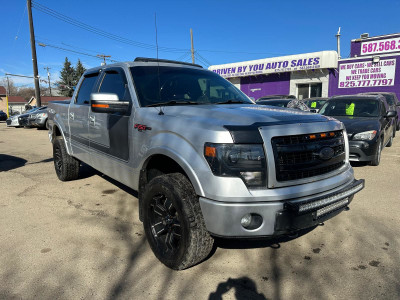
[0,122,399,300]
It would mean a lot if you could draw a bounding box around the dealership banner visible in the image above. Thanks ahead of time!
[338,59,396,88]
[209,51,338,78]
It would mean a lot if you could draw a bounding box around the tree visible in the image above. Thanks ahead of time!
[57,57,75,97]
[73,59,86,87]
[0,78,18,96]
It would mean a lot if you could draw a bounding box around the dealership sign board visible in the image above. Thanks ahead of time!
[361,37,400,56]
[338,59,396,88]
[209,51,338,78]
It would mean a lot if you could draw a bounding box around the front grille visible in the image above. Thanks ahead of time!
[272,130,346,182]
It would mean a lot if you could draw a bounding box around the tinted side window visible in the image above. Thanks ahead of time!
[99,71,131,101]
[76,75,98,105]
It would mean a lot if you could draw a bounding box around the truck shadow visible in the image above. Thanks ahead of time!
[0,154,27,172]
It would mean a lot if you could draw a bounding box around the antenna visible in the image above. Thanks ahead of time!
[155,13,164,115]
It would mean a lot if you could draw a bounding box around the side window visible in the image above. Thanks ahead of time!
[98,71,131,101]
[76,75,98,105]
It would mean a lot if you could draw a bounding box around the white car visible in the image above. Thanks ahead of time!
[6,115,20,127]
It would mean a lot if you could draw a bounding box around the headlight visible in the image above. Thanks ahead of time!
[37,113,47,118]
[353,130,377,141]
[204,143,267,187]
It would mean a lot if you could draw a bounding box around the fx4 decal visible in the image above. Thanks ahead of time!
[134,124,152,132]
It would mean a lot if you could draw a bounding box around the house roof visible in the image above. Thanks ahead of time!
[41,96,70,103]
[0,86,6,95]
[7,96,26,103]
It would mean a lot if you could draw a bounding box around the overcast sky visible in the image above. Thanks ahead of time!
[1,0,399,87]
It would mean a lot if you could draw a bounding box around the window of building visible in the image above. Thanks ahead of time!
[297,83,322,100]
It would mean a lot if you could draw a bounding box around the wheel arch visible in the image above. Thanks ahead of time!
[138,149,205,221]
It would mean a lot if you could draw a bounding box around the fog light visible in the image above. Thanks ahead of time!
[241,214,252,228]
[240,213,263,230]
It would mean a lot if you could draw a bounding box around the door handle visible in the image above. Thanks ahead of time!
[69,112,74,120]
[89,115,95,125]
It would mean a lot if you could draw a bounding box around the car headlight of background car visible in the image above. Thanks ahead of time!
[204,143,267,187]
[353,130,377,141]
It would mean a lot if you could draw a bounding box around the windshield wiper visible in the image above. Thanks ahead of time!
[215,99,246,105]
[145,100,199,107]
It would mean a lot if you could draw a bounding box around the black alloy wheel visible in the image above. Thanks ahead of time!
[142,173,214,270]
[148,193,182,257]
[52,137,80,181]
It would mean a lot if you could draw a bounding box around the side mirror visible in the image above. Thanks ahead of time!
[386,110,397,118]
[90,93,129,114]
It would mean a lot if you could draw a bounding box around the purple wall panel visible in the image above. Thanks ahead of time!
[350,42,361,57]
[240,73,291,100]
[329,55,400,100]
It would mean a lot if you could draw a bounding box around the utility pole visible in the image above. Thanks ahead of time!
[97,54,111,66]
[44,67,52,96]
[190,28,195,64]
[27,0,41,107]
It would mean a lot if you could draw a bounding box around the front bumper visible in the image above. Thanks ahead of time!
[348,140,378,162]
[29,118,47,127]
[199,179,364,237]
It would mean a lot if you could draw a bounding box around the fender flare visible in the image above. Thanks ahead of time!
[139,146,205,197]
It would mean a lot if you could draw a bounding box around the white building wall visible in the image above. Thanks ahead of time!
[289,69,330,98]
[228,77,241,89]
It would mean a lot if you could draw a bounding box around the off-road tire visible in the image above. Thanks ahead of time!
[142,173,214,270]
[53,136,80,181]
[370,138,383,166]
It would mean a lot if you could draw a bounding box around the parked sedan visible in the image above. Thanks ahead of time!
[319,95,397,166]
[28,106,48,129]
[359,92,400,131]
[7,107,40,127]
[0,110,7,121]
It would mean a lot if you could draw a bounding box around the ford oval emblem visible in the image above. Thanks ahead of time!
[319,147,334,160]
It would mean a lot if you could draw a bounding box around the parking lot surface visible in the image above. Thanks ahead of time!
[0,122,399,300]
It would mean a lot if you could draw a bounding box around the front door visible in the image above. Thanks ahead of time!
[88,68,132,184]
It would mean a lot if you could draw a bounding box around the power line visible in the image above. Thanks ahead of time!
[36,35,129,61]
[31,1,291,60]
[196,51,212,67]
[32,1,189,53]
[37,41,119,63]
[14,4,27,43]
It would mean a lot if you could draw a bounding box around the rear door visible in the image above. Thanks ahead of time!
[88,67,132,182]
[68,72,100,163]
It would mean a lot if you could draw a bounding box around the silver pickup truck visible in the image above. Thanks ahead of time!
[48,58,364,270]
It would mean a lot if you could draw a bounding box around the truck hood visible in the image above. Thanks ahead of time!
[330,116,380,134]
[160,104,331,126]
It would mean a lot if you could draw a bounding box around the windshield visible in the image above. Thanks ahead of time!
[130,66,253,107]
[320,99,380,117]
[304,100,327,109]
